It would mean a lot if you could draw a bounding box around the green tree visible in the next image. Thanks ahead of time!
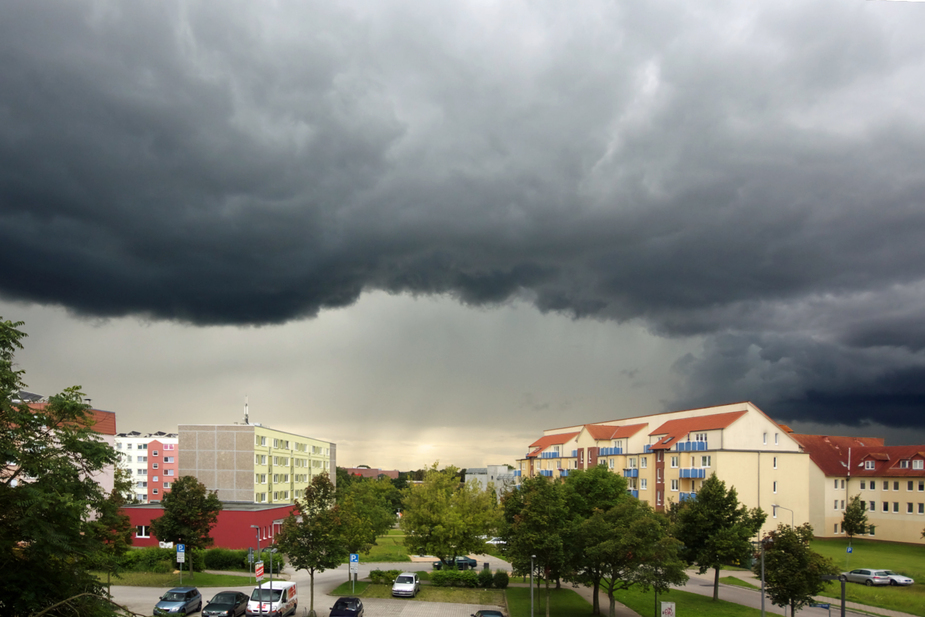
[150,475,223,578]
[501,475,569,617]
[337,478,397,581]
[674,473,766,600]
[89,466,135,597]
[1,318,122,617]
[400,463,498,567]
[842,494,868,550]
[275,473,347,617]
[562,465,629,615]
[585,499,688,617]
[754,523,838,616]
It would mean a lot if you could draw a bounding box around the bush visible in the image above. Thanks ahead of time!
[493,570,509,589]
[255,549,285,573]
[369,569,403,585]
[478,568,494,588]
[204,548,249,570]
[431,569,478,588]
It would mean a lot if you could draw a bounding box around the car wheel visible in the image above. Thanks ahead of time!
[890,580,897,586]
[865,579,873,586]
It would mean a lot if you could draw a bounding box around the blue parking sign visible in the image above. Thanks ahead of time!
[350,553,359,563]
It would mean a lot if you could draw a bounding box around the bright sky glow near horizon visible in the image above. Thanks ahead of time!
[3,0,925,470]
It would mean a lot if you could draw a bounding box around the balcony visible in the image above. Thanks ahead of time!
[539,470,554,477]
[679,491,697,502]
[679,468,706,479]
[513,470,522,477]
[627,490,639,498]
[572,450,578,458]
[540,451,560,459]
[623,469,638,478]
[559,469,570,477]
[675,441,708,452]
[599,447,622,456]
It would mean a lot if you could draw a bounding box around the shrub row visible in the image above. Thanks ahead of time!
[119,547,283,573]
[369,569,403,585]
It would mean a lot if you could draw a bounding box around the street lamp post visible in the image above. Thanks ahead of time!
[251,525,262,616]
[531,554,536,617]
[772,504,794,529]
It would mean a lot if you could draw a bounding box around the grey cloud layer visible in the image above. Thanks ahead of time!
[3,0,925,429]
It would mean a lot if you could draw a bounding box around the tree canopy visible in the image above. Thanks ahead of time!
[1,318,123,617]
[842,494,868,545]
[150,474,223,576]
[754,523,838,615]
[674,473,766,600]
[337,477,398,580]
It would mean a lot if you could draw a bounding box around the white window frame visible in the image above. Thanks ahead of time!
[670,479,679,492]
[865,460,875,470]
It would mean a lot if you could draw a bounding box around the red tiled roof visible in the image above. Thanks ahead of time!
[27,402,117,436]
[527,432,579,457]
[584,422,647,441]
[791,434,925,477]
[648,411,747,449]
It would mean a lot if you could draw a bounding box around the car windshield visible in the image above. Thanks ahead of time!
[396,576,414,584]
[250,589,282,602]
[875,571,891,576]
[211,593,235,603]
[162,592,186,601]
[334,599,358,609]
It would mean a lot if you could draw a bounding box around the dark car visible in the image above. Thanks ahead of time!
[329,597,364,617]
[472,611,505,617]
[433,556,478,570]
[154,586,202,616]
[203,591,248,617]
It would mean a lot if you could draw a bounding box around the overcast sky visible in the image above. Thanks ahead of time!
[3,0,925,470]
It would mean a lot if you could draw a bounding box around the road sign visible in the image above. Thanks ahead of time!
[847,547,853,554]
[176,544,186,563]
[660,601,676,617]
[248,547,254,563]
[350,554,359,563]
[255,561,264,580]
[812,603,831,609]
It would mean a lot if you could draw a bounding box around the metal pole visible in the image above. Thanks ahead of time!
[760,541,765,617]
[772,504,794,529]
[531,554,535,617]
[252,525,262,616]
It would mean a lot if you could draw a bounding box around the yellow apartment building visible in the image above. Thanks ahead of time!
[179,423,335,505]
[516,401,810,537]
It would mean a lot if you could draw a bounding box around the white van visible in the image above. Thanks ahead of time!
[246,580,297,617]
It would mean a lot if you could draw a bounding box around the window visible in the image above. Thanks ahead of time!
[274,438,279,448]
[908,503,914,514]
[919,503,924,514]
[165,456,174,463]
[834,524,838,534]
[834,500,839,510]
[640,457,647,469]
[910,481,915,491]
[260,436,266,446]
[841,500,845,509]
[882,502,889,512]
[701,455,711,468]
[900,460,910,469]
[670,456,679,468]
[834,479,839,489]
[763,432,767,445]
[920,481,925,492]
[139,456,147,463]
[136,469,146,475]
[914,460,924,470]
[893,502,900,513]
[628,457,637,468]
[869,501,875,511]
[773,457,778,469]
[870,481,877,490]
[774,433,779,445]
[695,432,707,442]
[152,450,158,457]
[671,479,679,491]
[773,481,778,493]
[152,463,158,469]
[865,460,875,470]
[152,488,158,495]
[164,443,175,450]
[860,481,866,490]
[135,525,150,538]
[841,479,845,489]
[140,444,147,450]
[152,476,158,482]
[127,443,133,450]
[641,478,648,490]
[609,459,614,469]
[869,526,875,536]
[894,481,900,491]
[166,469,174,476]
[116,443,122,449]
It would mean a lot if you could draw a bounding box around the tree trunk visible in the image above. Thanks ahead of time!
[608,591,617,617]
[310,571,315,615]
[546,577,551,617]
[713,566,720,600]
[592,577,600,615]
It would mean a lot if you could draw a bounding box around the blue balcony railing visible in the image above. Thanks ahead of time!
[675,441,707,452]
[539,470,554,477]
[627,490,639,498]
[679,468,706,479]
[513,470,521,477]
[572,450,578,458]
[599,447,623,456]
[559,469,570,477]
[679,491,697,502]
[540,451,560,459]
[623,469,638,478]
[644,444,652,453]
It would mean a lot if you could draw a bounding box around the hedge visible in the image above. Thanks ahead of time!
[369,569,403,585]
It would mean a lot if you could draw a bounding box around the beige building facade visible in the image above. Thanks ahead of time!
[517,401,811,537]
[179,423,335,504]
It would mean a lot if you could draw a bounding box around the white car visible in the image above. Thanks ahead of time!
[391,573,420,598]
[882,570,914,586]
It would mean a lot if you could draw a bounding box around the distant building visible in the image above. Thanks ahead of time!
[466,465,516,498]
[115,431,179,503]
[344,466,400,480]
[179,423,335,505]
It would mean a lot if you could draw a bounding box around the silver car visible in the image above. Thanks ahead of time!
[391,573,420,598]
[843,569,891,586]
[881,570,914,586]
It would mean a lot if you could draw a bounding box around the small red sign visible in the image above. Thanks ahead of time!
[255,561,264,579]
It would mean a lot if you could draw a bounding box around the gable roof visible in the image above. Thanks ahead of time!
[527,432,579,457]
[584,422,647,441]
[790,434,925,477]
[27,402,117,436]
[648,411,747,449]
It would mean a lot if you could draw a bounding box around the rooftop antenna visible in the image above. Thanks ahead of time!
[244,395,249,425]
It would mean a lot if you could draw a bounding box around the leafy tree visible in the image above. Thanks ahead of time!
[337,478,397,580]
[501,475,569,617]
[753,523,837,616]
[401,463,498,567]
[561,465,629,615]
[842,494,868,548]
[275,473,347,617]
[89,466,135,597]
[584,499,688,617]
[1,318,122,617]
[150,475,223,578]
[674,473,766,600]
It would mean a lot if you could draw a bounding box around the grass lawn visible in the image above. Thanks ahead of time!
[329,581,371,595]
[720,576,759,590]
[365,534,412,562]
[329,582,503,605]
[812,538,925,616]
[506,586,591,617]
[613,586,768,617]
[95,571,258,587]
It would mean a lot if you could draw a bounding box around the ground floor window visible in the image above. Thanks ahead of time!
[136,525,150,538]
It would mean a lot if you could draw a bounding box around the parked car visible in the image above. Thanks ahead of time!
[391,572,421,598]
[881,570,914,586]
[246,581,298,616]
[485,537,506,545]
[433,556,478,570]
[472,611,505,617]
[155,586,202,616]
[203,591,248,617]
[843,569,891,586]
[329,597,364,616]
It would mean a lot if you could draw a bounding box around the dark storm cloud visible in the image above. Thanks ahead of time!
[3,0,925,429]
